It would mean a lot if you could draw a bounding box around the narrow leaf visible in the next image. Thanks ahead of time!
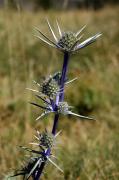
[26,88,39,93]
[34,35,55,48]
[55,130,62,137]
[36,111,51,121]
[76,33,102,50]
[56,19,62,37]
[65,77,78,85]
[46,19,58,42]
[47,157,63,173]
[76,25,86,37]
[26,159,41,179]
[69,112,95,120]
[35,27,58,47]
[30,102,51,111]
[35,94,51,105]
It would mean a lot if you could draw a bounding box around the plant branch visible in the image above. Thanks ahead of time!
[52,52,69,135]
[35,52,70,179]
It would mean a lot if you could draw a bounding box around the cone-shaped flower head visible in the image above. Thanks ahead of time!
[57,101,71,115]
[40,77,59,98]
[35,19,102,53]
[30,129,61,150]
[39,130,55,149]
[27,73,61,99]
[57,31,77,52]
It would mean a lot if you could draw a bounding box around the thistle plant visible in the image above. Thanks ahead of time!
[12,19,102,179]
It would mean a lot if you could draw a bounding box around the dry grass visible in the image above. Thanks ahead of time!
[0,6,119,179]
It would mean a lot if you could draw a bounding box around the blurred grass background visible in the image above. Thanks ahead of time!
[0,2,119,180]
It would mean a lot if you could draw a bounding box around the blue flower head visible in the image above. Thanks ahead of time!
[35,19,102,53]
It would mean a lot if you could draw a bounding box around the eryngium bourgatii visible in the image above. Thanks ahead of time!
[35,19,102,53]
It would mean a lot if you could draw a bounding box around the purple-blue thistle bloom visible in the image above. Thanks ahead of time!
[35,19,101,53]
[12,19,102,179]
